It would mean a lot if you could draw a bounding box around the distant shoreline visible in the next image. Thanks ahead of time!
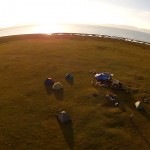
[52,33,150,45]
[0,32,149,46]
[0,33,150,46]
[0,24,150,44]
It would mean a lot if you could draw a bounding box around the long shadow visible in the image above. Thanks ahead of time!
[118,101,127,112]
[94,86,119,108]
[113,90,150,122]
[139,109,150,122]
[94,83,136,111]
[66,79,74,85]
[102,100,116,107]
[44,84,53,95]
[131,121,150,149]
[54,89,64,100]
[113,90,136,110]
[57,118,74,150]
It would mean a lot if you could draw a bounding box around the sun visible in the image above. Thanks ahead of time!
[33,23,64,34]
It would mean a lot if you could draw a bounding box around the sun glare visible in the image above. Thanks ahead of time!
[0,0,150,30]
[34,24,64,34]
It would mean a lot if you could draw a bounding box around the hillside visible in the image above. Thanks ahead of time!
[0,34,150,150]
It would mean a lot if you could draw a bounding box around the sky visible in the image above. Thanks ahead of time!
[0,0,150,30]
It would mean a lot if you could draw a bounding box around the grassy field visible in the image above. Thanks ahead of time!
[0,34,150,150]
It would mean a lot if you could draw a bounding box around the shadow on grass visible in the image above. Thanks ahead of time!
[139,109,150,121]
[66,79,74,86]
[116,91,150,121]
[118,101,127,112]
[131,121,150,149]
[54,89,64,100]
[94,84,137,112]
[102,100,116,107]
[44,85,53,95]
[113,91,136,110]
[57,118,74,150]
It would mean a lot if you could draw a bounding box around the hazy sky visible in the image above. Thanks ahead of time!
[0,0,150,29]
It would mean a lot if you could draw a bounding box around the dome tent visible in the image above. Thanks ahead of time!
[52,82,63,90]
[57,111,72,123]
[44,78,54,86]
[65,73,73,81]
[95,72,113,82]
[135,101,144,110]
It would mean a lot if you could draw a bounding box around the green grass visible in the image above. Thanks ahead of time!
[0,34,150,150]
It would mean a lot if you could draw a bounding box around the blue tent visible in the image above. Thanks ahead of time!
[44,78,54,86]
[65,73,73,80]
[57,111,72,123]
[95,72,112,81]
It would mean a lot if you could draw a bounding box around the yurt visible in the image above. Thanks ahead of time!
[52,82,63,90]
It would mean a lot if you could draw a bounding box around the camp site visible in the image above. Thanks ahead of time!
[0,34,150,150]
